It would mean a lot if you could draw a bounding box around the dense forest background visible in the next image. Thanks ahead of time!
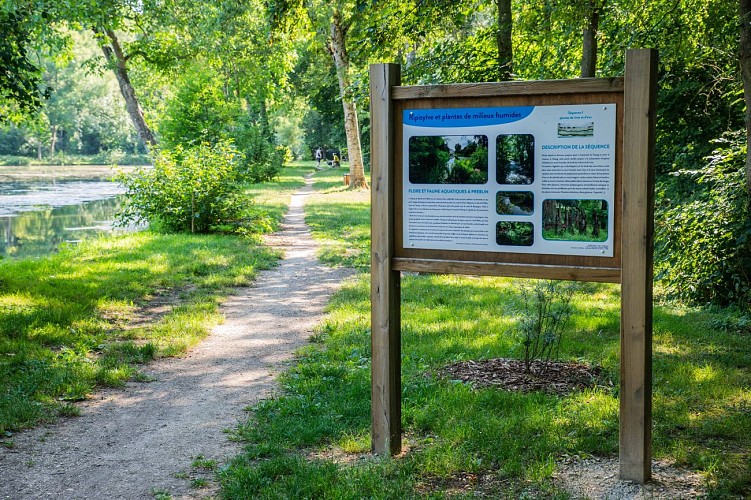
[1,0,750,309]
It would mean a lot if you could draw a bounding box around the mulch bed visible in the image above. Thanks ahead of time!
[437,358,607,395]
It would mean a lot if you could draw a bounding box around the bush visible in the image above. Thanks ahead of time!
[516,280,579,372]
[0,155,31,166]
[117,141,263,234]
[230,116,283,183]
[158,65,236,148]
[655,133,751,308]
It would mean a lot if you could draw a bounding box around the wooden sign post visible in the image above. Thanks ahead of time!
[370,49,657,483]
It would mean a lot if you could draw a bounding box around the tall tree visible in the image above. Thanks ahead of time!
[580,0,604,77]
[93,27,157,147]
[326,8,367,188]
[497,0,513,81]
[0,8,49,122]
[271,0,369,187]
[2,1,161,147]
[741,0,751,192]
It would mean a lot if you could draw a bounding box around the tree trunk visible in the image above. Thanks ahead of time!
[497,0,513,81]
[581,0,601,78]
[50,124,58,156]
[94,27,157,149]
[741,0,751,193]
[327,11,368,189]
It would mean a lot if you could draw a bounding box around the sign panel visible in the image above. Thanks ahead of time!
[402,104,616,257]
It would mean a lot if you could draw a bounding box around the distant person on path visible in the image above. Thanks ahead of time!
[315,147,323,168]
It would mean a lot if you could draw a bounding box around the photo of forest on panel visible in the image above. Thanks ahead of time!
[408,135,488,184]
[496,134,534,184]
[542,199,607,242]
[496,191,534,215]
[496,221,534,246]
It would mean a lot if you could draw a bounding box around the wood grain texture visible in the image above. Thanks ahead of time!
[392,78,624,100]
[369,63,402,456]
[393,258,620,282]
[619,49,657,484]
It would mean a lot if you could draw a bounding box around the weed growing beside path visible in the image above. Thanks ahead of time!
[0,164,311,434]
[220,169,750,498]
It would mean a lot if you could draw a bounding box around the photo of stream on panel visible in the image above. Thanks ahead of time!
[403,104,616,257]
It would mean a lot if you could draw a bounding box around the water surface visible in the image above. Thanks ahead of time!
[0,177,131,259]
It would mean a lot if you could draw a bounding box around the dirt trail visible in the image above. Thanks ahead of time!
[0,174,353,499]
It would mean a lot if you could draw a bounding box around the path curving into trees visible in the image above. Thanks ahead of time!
[0,174,353,499]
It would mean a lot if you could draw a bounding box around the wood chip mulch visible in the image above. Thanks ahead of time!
[437,358,607,395]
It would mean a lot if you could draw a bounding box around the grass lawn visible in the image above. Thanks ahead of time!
[0,164,309,435]
[246,161,314,229]
[305,165,370,270]
[219,167,751,498]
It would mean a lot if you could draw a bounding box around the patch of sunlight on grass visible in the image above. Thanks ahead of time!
[0,293,43,309]
[95,298,134,316]
[654,332,691,356]
[692,364,719,383]
[338,432,371,453]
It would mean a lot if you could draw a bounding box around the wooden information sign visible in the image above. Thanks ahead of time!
[370,49,657,483]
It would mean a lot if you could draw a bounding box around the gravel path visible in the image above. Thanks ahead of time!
[0,174,353,499]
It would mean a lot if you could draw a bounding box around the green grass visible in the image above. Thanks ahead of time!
[219,169,751,498]
[0,152,151,167]
[305,167,370,270]
[0,232,277,432]
[245,162,314,231]
[541,228,608,242]
[0,163,309,433]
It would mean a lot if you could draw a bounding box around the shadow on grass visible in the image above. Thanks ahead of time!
[223,274,750,497]
[0,231,277,432]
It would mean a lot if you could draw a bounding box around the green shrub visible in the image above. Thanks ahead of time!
[0,155,31,166]
[230,116,283,183]
[516,280,579,372]
[158,65,236,148]
[655,133,751,308]
[117,141,262,234]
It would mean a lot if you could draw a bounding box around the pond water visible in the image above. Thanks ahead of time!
[0,178,133,259]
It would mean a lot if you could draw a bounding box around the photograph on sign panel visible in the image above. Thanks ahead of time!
[408,135,488,184]
[496,134,534,185]
[557,121,594,137]
[542,199,608,242]
[496,221,534,246]
[496,191,534,215]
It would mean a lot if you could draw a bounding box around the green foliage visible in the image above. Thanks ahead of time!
[516,280,580,372]
[408,135,488,184]
[117,141,266,234]
[496,221,534,246]
[156,64,284,184]
[230,116,284,183]
[408,135,450,183]
[0,8,49,122]
[655,135,751,308]
[158,65,237,149]
[656,65,744,175]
